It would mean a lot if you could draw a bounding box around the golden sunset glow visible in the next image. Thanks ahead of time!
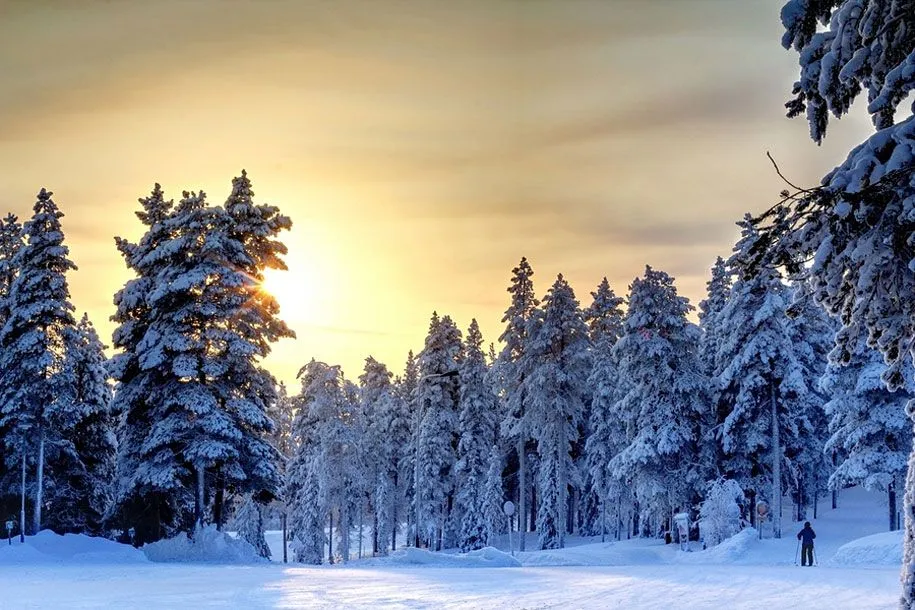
[0,1,876,386]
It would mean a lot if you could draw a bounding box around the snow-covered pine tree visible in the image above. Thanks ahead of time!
[717,219,814,540]
[413,312,462,550]
[822,329,913,531]
[456,319,498,551]
[482,444,506,544]
[108,184,191,543]
[211,170,294,529]
[0,189,77,535]
[0,213,21,508]
[496,257,539,551]
[696,257,733,483]
[521,275,590,550]
[53,314,115,534]
[785,284,836,521]
[235,493,271,558]
[0,213,21,324]
[397,350,419,546]
[609,266,708,535]
[581,277,624,536]
[286,360,350,563]
[743,2,915,601]
[110,175,290,542]
[267,381,295,556]
[698,257,731,379]
[360,356,405,556]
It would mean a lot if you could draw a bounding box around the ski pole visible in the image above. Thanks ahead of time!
[794,539,800,566]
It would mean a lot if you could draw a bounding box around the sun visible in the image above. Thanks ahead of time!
[260,267,312,323]
[259,260,335,328]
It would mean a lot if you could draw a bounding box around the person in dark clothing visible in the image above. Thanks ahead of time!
[797,521,816,566]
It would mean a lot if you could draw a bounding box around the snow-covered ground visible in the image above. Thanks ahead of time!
[0,487,903,609]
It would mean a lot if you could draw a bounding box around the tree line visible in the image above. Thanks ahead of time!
[0,174,906,561]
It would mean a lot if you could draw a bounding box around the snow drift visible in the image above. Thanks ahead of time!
[143,525,266,564]
[0,530,147,564]
[381,546,520,568]
[832,531,902,566]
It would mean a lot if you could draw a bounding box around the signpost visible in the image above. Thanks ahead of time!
[757,501,769,540]
[503,501,515,557]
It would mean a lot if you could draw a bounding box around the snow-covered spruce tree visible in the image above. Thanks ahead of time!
[108,184,191,543]
[697,258,733,484]
[609,266,708,534]
[213,170,293,529]
[746,7,915,597]
[0,189,77,534]
[53,314,116,534]
[822,329,913,531]
[412,312,462,550]
[0,213,21,507]
[0,213,22,321]
[287,360,350,563]
[109,176,290,543]
[482,444,507,543]
[718,219,816,540]
[456,319,499,551]
[521,275,590,550]
[495,257,539,551]
[360,356,408,556]
[267,381,295,552]
[785,284,836,521]
[359,357,389,555]
[698,478,745,549]
[396,350,419,546]
[698,257,732,379]
[582,277,625,537]
[235,493,271,558]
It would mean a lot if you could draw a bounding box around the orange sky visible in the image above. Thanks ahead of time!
[0,0,875,387]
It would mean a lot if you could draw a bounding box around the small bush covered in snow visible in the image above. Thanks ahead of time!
[699,478,745,548]
[143,525,266,564]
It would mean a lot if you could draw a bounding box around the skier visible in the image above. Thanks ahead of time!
[796,521,816,566]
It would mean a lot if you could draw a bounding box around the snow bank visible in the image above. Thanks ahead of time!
[382,546,520,568]
[0,530,147,564]
[677,527,760,565]
[832,531,902,566]
[143,525,266,564]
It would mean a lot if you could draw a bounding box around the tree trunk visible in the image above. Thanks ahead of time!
[392,481,398,552]
[813,474,818,520]
[518,434,526,552]
[530,483,537,532]
[195,465,205,532]
[890,481,898,532]
[213,466,225,531]
[34,433,44,534]
[372,503,378,556]
[898,422,915,608]
[328,511,334,564]
[19,453,26,541]
[770,385,782,539]
[282,510,288,563]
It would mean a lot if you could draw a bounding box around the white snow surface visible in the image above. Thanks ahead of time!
[0,487,906,608]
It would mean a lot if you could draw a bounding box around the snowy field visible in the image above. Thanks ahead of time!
[0,487,904,609]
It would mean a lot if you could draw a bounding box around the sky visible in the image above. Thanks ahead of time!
[0,0,876,386]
